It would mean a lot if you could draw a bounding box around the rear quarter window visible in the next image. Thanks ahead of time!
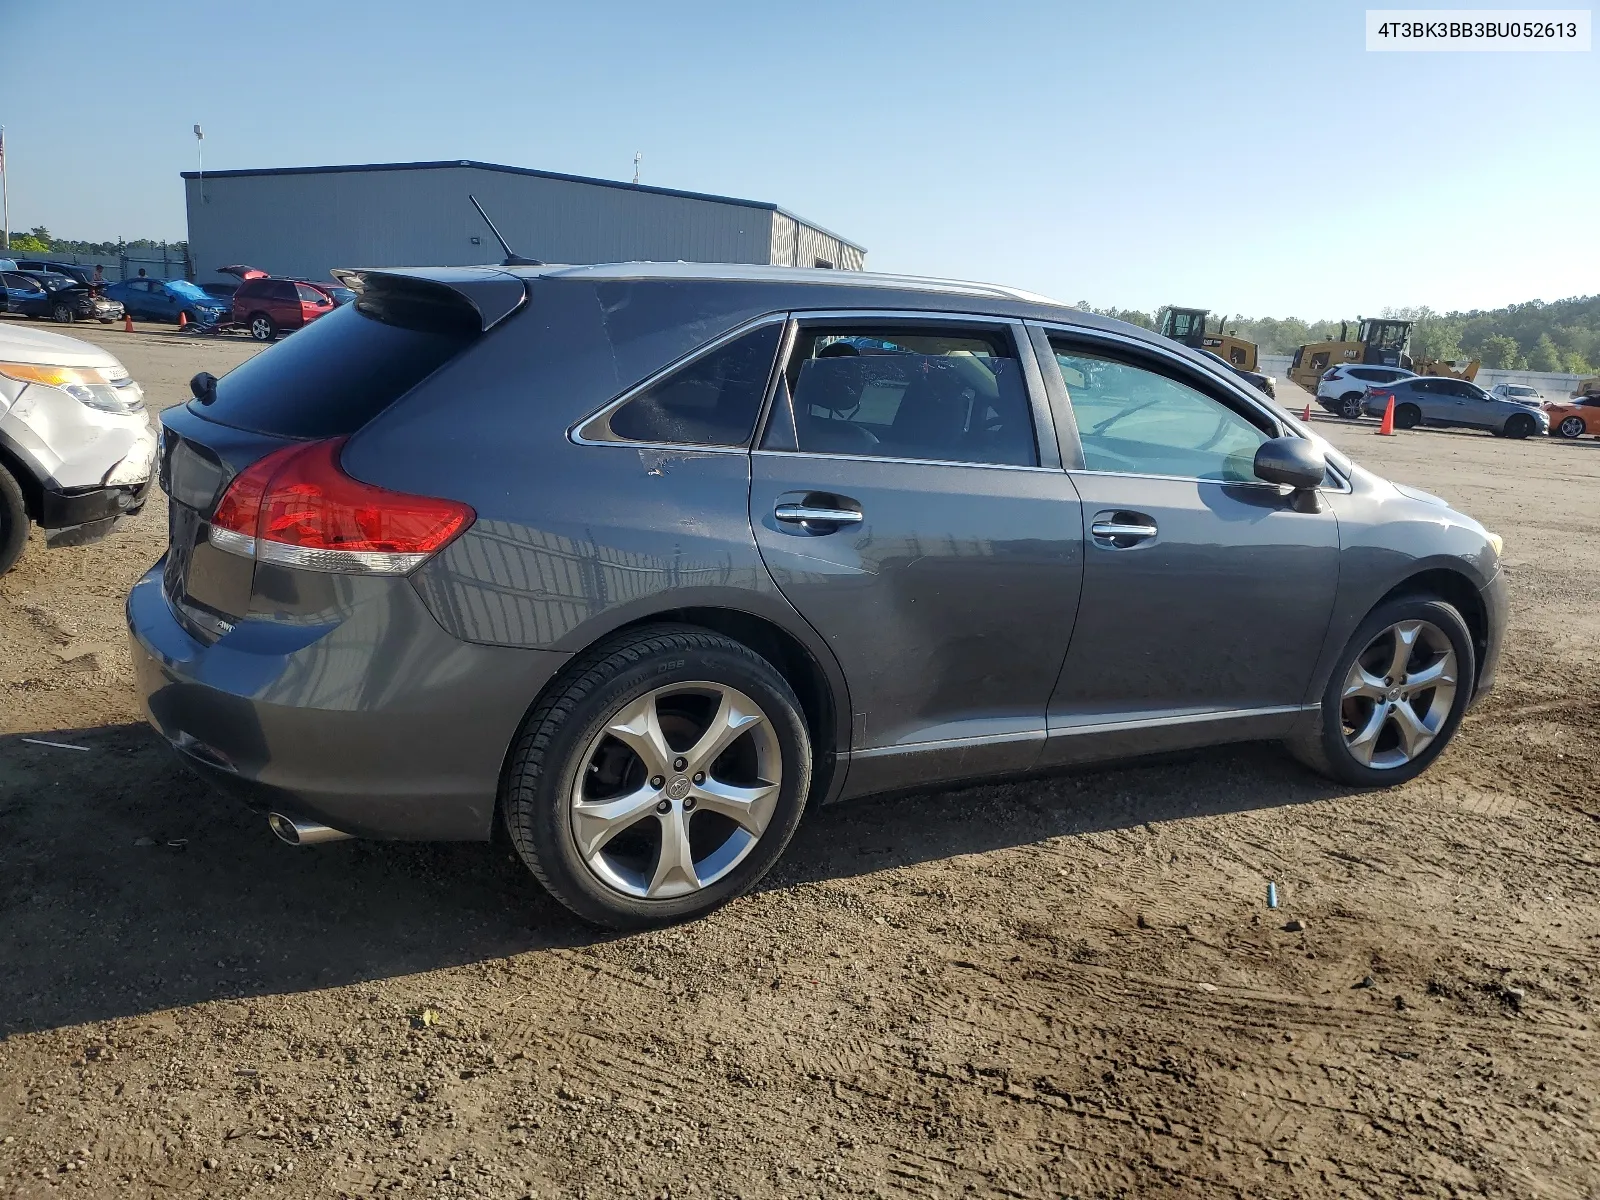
[193,302,475,439]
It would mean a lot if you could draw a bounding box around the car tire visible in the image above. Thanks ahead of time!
[1558,415,1586,439]
[1394,404,1421,430]
[1338,393,1364,419]
[1286,595,1474,788]
[0,461,30,578]
[1504,414,1535,440]
[248,313,278,342]
[51,303,74,324]
[501,624,813,929]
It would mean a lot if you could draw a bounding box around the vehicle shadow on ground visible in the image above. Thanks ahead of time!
[0,722,1349,1037]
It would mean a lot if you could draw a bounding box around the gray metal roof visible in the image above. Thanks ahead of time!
[178,159,866,253]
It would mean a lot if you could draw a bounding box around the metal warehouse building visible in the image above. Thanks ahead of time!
[181,159,865,287]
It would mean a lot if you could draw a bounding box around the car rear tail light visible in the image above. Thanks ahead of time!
[207,438,474,574]
[1368,387,1391,401]
[1321,369,1340,381]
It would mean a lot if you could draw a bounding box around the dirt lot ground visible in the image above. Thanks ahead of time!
[1,322,1596,1199]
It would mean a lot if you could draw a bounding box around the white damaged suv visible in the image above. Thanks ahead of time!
[0,323,156,575]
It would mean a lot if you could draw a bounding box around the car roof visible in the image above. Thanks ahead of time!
[509,261,1066,306]
[337,260,1203,357]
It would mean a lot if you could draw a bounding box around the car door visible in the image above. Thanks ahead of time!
[269,280,300,326]
[121,280,154,316]
[3,273,48,317]
[1034,327,1341,765]
[748,314,1083,797]
[1403,379,1447,425]
[1453,381,1498,429]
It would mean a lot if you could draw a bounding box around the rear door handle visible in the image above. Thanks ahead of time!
[1090,513,1158,547]
[775,503,863,525]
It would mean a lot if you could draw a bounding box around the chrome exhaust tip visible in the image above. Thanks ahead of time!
[267,812,351,846]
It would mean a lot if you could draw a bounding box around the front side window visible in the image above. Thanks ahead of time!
[766,326,1036,466]
[1051,342,1270,482]
[606,322,782,447]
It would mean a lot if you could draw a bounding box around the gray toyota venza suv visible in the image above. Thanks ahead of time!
[128,264,1506,927]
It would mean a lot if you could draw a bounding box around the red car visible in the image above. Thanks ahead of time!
[230,274,337,342]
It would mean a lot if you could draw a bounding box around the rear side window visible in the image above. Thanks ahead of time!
[195,303,474,438]
[605,322,781,446]
[295,283,328,304]
[766,327,1036,467]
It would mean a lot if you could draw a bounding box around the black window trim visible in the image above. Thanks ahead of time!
[752,308,1061,473]
[1029,321,1350,493]
[569,312,793,454]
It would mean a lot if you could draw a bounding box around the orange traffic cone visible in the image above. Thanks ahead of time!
[122,313,134,333]
[1301,402,1312,422]
[178,310,188,329]
[1377,396,1396,436]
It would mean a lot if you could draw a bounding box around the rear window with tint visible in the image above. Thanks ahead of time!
[606,323,781,446]
[195,303,474,438]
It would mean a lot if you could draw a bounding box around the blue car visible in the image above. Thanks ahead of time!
[105,277,230,326]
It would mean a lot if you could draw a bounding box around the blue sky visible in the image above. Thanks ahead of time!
[3,1,1593,318]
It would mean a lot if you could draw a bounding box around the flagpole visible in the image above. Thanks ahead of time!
[2,126,10,253]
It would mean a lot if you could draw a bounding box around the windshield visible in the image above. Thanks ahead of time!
[1505,386,1538,396]
[165,280,212,302]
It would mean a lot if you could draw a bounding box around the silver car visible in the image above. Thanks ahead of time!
[0,323,155,574]
[1363,376,1550,438]
[1488,383,1543,408]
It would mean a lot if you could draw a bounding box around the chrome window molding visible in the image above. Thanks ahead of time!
[1066,466,1353,496]
[569,312,791,449]
[752,448,1060,474]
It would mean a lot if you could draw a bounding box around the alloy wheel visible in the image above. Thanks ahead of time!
[570,682,782,900]
[1560,416,1585,439]
[1340,620,1459,770]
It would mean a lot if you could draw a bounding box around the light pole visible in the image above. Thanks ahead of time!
[633,151,642,186]
[194,124,204,203]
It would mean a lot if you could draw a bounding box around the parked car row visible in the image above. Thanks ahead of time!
[1,269,124,324]
[2,257,351,343]
[1314,365,1578,439]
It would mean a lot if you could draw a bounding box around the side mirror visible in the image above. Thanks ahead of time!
[1253,437,1326,512]
[190,371,218,404]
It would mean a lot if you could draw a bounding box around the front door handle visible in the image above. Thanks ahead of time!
[1090,512,1158,548]
[775,503,863,526]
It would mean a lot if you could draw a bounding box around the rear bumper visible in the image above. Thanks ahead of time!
[125,563,571,840]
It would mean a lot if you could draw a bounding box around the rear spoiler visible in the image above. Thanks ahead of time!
[330,266,528,333]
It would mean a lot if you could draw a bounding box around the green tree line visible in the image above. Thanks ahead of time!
[5,226,188,258]
[1080,296,1600,375]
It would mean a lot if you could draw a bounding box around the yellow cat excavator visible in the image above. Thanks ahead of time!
[1158,307,1258,371]
[1287,317,1480,392]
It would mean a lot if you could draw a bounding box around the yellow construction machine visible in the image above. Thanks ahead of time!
[1158,307,1259,371]
[1288,317,1479,392]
